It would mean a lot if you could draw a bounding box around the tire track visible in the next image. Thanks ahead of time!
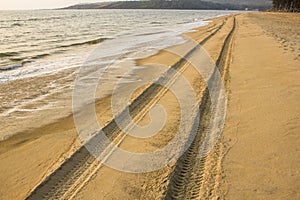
[26,19,228,200]
[164,17,236,200]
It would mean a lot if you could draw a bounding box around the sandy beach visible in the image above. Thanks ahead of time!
[0,12,299,200]
[220,12,300,199]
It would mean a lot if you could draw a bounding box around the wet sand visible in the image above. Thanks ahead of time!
[73,16,235,200]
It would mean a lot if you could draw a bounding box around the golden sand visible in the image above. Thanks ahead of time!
[0,12,299,199]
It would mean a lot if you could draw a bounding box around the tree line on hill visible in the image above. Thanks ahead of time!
[273,0,300,11]
[63,0,271,11]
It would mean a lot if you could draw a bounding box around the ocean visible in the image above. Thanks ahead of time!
[0,9,241,79]
[0,9,239,140]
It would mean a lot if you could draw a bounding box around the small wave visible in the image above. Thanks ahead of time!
[9,57,23,62]
[177,21,192,25]
[7,53,50,64]
[150,22,164,25]
[1,16,64,23]
[11,23,22,27]
[0,52,20,58]
[26,17,62,22]
[60,38,109,48]
[134,31,167,37]
[30,53,50,60]
[0,63,23,71]
[22,60,35,65]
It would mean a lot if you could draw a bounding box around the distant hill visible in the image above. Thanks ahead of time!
[203,0,272,7]
[62,0,272,11]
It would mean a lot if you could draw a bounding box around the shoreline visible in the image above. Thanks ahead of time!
[0,14,232,200]
[0,12,235,142]
[0,12,237,143]
[1,12,299,199]
[25,14,235,199]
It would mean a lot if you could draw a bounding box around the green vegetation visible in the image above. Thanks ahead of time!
[273,0,300,11]
[63,0,272,11]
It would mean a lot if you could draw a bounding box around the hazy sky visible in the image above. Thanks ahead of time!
[0,0,117,10]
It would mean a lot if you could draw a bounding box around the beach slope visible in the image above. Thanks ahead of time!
[0,12,299,200]
[221,12,300,199]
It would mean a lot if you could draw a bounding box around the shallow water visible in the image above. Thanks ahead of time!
[0,9,240,77]
[0,9,240,140]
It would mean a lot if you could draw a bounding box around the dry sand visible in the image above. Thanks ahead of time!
[220,12,300,199]
[0,12,299,200]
